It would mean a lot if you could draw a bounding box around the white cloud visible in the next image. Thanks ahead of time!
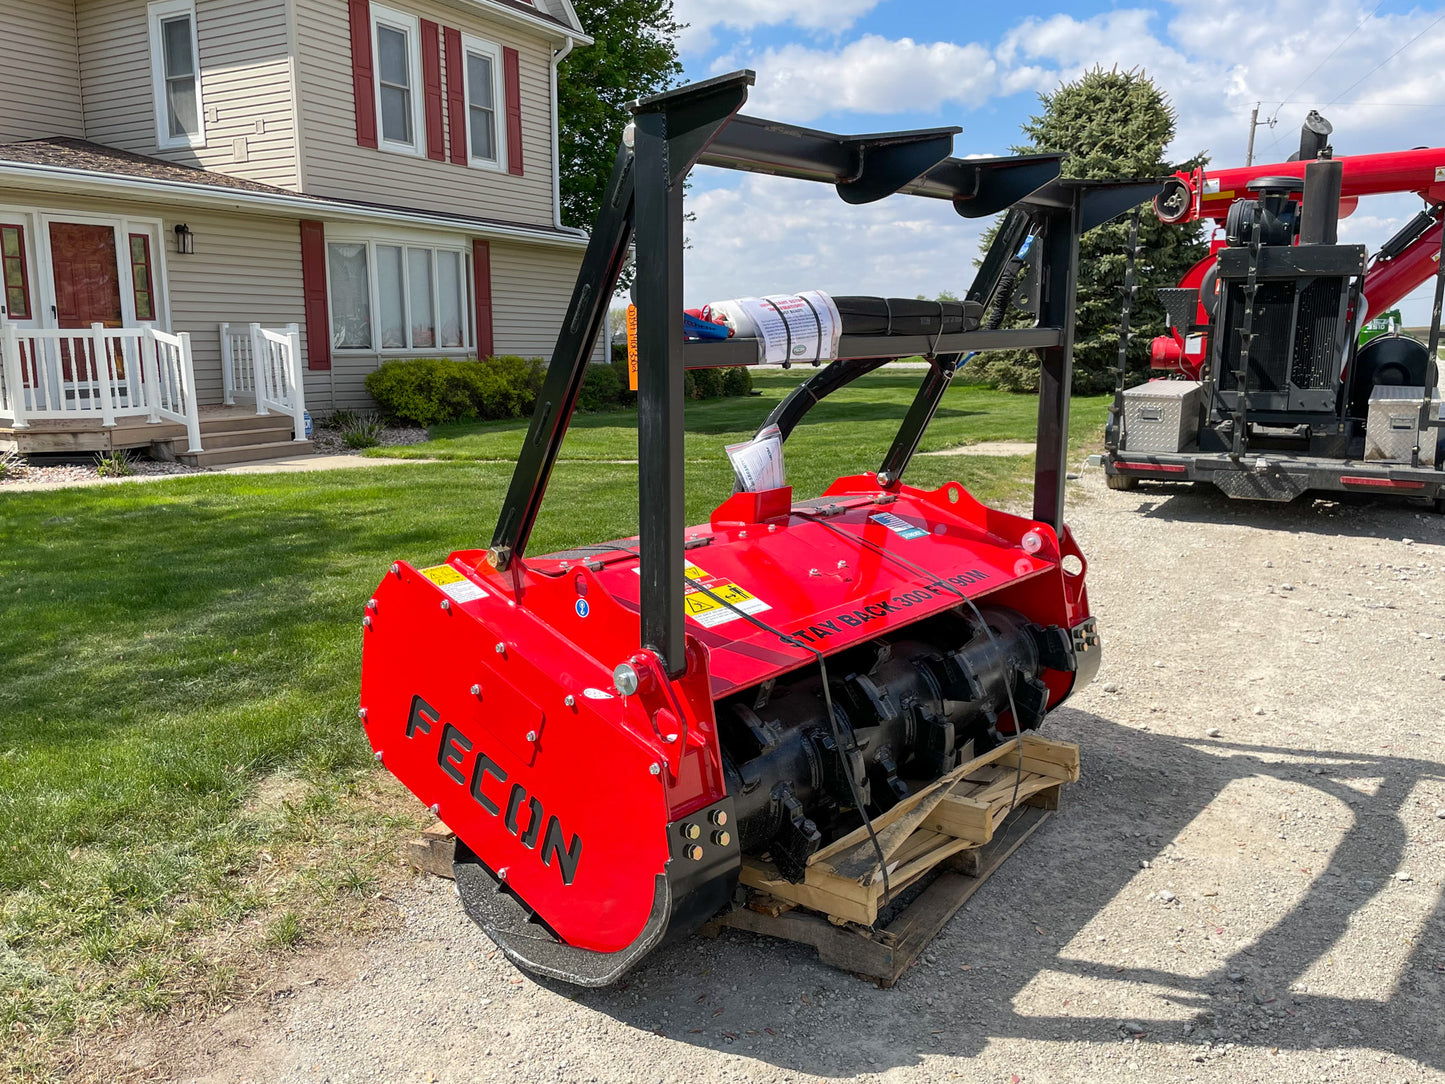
[673,0,882,54]
[716,36,998,123]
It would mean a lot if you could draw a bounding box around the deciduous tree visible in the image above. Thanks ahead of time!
[558,0,683,231]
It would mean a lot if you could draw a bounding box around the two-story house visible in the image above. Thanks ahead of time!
[0,0,594,463]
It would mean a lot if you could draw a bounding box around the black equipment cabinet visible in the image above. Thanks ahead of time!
[485,70,1159,676]
[1211,243,1367,417]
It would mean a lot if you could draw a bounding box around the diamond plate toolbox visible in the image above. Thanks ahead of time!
[1365,385,1439,462]
[1122,381,1202,453]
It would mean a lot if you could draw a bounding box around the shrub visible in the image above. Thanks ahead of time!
[488,355,547,407]
[721,366,752,397]
[970,355,1041,394]
[326,408,361,430]
[611,357,637,407]
[0,447,22,480]
[365,359,473,426]
[577,361,623,412]
[364,356,545,427]
[690,368,724,400]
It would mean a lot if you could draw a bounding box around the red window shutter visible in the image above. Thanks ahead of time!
[503,47,523,176]
[421,20,445,161]
[472,239,494,357]
[444,27,466,165]
[348,0,377,149]
[300,220,332,371]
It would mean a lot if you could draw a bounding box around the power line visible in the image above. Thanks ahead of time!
[1324,12,1445,107]
[1268,0,1385,124]
[1255,10,1445,159]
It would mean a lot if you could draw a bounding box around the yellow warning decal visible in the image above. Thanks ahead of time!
[420,564,486,603]
[682,562,771,629]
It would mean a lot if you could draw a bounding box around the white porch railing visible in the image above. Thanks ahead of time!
[0,323,202,453]
[221,322,308,442]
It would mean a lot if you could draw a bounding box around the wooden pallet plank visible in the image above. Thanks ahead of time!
[919,794,994,843]
[806,738,1046,869]
[405,820,457,879]
[739,857,878,926]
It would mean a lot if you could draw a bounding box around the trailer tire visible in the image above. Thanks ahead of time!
[1105,472,1138,491]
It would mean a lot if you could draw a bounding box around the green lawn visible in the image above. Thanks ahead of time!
[0,368,1107,1074]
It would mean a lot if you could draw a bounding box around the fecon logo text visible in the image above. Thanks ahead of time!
[405,695,583,885]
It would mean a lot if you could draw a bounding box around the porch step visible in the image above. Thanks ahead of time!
[179,440,314,468]
[195,424,296,450]
[198,411,300,435]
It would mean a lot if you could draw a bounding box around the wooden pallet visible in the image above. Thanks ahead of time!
[709,802,1054,985]
[735,734,1078,928]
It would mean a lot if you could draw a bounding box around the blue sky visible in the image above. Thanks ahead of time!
[665,0,1445,323]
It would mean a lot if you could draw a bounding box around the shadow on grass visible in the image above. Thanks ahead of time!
[560,710,1445,1075]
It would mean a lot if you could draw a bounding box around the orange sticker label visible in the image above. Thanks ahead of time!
[626,303,639,391]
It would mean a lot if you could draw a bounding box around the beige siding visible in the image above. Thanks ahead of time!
[163,210,307,403]
[491,239,593,359]
[293,0,556,225]
[0,185,308,404]
[75,0,301,188]
[0,2,85,142]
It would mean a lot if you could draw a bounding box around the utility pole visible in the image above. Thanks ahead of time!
[1245,102,1275,166]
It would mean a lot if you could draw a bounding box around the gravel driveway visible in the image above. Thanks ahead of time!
[118,472,1445,1083]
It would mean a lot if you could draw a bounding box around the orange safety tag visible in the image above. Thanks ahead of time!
[626,303,639,391]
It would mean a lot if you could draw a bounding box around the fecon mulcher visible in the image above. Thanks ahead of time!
[359,72,1152,985]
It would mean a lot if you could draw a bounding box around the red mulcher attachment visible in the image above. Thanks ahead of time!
[359,71,1157,985]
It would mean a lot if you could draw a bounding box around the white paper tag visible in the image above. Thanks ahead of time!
[726,425,786,492]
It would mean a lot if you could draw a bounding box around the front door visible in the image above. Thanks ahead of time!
[49,222,123,328]
[47,222,125,388]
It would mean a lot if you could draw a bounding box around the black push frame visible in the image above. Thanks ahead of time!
[486,70,1159,676]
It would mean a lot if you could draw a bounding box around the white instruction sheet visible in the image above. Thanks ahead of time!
[714,291,842,365]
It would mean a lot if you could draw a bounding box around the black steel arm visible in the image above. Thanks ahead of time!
[488,143,639,570]
[633,73,754,674]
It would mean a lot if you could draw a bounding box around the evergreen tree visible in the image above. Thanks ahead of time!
[973,67,1208,394]
[557,0,683,231]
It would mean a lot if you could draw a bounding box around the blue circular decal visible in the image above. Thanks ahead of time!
[575,599,590,618]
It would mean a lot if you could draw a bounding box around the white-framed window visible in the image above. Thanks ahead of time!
[326,237,470,352]
[460,33,506,172]
[148,0,205,150]
[371,4,425,155]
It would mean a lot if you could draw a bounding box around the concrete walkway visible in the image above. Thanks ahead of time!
[0,453,430,493]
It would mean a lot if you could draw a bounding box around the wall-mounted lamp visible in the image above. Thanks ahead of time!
[174,223,195,255]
